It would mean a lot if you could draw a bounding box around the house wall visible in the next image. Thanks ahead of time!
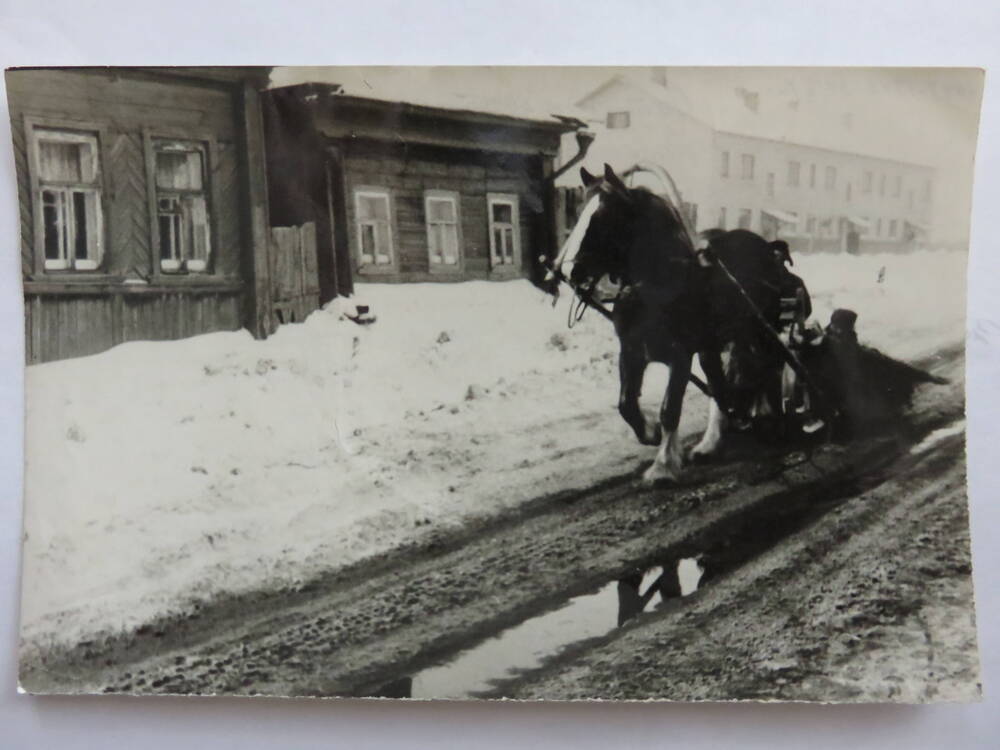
[556,80,715,220]
[8,68,262,363]
[568,77,935,255]
[709,131,935,254]
[339,140,544,282]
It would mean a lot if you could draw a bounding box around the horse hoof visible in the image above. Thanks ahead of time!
[688,444,720,464]
[641,461,680,486]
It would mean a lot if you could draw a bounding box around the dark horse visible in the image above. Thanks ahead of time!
[552,164,785,484]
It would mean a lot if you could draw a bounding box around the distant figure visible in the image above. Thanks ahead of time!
[846,228,860,255]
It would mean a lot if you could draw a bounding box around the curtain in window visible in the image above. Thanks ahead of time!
[155,150,203,191]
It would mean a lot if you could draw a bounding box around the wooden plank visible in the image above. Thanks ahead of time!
[239,82,274,338]
[300,222,320,296]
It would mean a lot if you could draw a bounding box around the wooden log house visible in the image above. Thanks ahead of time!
[262,83,580,304]
[8,66,274,363]
[9,71,584,363]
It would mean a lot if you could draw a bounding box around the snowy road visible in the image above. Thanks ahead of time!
[19,344,975,701]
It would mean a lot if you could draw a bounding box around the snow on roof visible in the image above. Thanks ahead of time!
[270,66,594,128]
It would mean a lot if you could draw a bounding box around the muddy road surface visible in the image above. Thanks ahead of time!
[21,347,978,701]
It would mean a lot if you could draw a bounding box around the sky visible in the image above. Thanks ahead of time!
[270,66,984,242]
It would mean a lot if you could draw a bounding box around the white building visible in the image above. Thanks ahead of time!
[562,71,936,254]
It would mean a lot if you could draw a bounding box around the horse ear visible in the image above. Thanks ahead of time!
[580,167,599,188]
[602,163,630,201]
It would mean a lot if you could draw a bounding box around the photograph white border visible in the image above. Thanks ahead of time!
[1,0,997,747]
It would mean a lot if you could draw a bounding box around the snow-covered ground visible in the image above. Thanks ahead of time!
[19,250,967,653]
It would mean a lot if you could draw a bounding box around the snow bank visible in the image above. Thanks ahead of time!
[19,252,968,652]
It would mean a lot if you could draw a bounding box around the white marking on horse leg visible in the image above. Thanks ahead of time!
[691,399,727,460]
[553,194,601,278]
[642,430,683,485]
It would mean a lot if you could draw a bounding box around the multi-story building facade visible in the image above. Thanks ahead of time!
[563,73,935,254]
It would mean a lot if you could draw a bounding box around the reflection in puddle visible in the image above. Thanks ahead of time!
[910,420,965,454]
[389,558,703,700]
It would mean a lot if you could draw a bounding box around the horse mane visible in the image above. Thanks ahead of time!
[625,187,697,258]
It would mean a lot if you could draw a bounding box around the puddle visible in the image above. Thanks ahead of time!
[910,420,965,454]
[368,431,937,700]
[370,559,702,700]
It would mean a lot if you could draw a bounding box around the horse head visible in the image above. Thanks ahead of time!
[552,164,695,300]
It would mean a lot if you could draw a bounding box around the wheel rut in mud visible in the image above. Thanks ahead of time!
[19,349,966,699]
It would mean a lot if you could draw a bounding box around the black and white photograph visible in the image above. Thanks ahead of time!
[7,64,983,702]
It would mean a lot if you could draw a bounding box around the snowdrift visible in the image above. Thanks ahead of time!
[19,251,967,652]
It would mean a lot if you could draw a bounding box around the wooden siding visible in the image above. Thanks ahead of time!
[7,68,266,363]
[7,69,244,282]
[24,289,243,364]
[341,143,542,282]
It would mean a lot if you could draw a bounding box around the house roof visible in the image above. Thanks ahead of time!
[10,66,274,89]
[267,82,582,156]
[269,67,593,129]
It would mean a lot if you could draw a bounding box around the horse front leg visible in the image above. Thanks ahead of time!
[642,353,692,485]
[691,348,729,461]
[618,345,661,446]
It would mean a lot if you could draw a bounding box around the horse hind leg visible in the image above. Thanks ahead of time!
[642,355,691,485]
[691,398,727,461]
[690,349,729,462]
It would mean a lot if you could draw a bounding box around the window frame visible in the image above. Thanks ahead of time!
[486,192,522,273]
[824,166,837,191]
[25,116,111,277]
[352,186,397,274]
[741,153,755,180]
[606,111,631,129]
[144,129,220,279]
[423,189,463,273]
[720,150,730,178]
[787,160,800,187]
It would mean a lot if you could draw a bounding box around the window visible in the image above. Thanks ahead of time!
[806,215,816,235]
[424,191,460,268]
[907,190,914,209]
[32,128,103,271]
[720,151,730,178]
[879,173,886,196]
[738,208,752,230]
[355,189,394,268]
[889,219,898,238]
[606,111,630,129]
[487,193,520,268]
[923,179,932,201]
[862,170,873,193]
[846,181,852,202]
[824,166,837,190]
[741,154,755,180]
[876,217,883,237]
[153,140,211,273]
[809,163,816,189]
[893,175,902,197]
[788,160,800,187]
[766,172,775,197]
[718,206,727,230]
